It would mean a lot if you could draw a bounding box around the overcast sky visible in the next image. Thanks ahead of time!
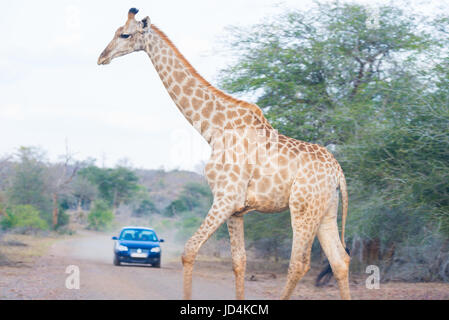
[0,0,444,172]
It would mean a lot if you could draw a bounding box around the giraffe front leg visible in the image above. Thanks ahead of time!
[227,215,246,300]
[182,197,236,300]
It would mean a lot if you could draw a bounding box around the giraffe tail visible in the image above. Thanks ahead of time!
[315,169,350,287]
[339,170,348,248]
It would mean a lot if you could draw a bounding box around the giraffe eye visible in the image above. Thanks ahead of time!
[120,34,131,39]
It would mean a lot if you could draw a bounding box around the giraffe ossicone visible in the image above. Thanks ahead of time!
[98,8,351,300]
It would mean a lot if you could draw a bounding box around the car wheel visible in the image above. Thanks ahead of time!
[113,255,121,266]
[152,261,161,268]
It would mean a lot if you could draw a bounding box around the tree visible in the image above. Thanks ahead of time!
[0,155,12,216]
[164,182,212,216]
[218,3,433,145]
[70,176,98,211]
[130,186,157,216]
[109,166,140,211]
[7,147,52,223]
[217,2,449,278]
[79,166,139,212]
[47,146,78,228]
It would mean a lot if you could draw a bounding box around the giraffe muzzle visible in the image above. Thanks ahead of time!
[97,48,112,65]
[97,55,111,65]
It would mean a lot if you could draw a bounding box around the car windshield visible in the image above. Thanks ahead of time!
[119,229,158,242]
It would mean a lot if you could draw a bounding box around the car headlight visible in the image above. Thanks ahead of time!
[150,247,161,253]
[116,243,128,251]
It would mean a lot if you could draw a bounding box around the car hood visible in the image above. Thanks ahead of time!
[118,240,160,249]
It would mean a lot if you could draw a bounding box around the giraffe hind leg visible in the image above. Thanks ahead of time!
[317,192,351,300]
[279,227,315,300]
[280,190,324,299]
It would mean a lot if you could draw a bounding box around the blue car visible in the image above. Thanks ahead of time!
[112,227,164,268]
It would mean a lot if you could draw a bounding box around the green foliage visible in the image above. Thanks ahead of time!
[87,200,114,231]
[79,166,139,208]
[341,99,449,233]
[134,199,157,216]
[213,211,293,261]
[1,205,48,230]
[7,147,52,220]
[219,3,433,145]
[244,211,292,261]
[165,199,188,216]
[130,186,158,216]
[164,182,212,216]
[345,187,429,245]
[163,182,213,241]
[56,203,70,229]
[218,2,449,275]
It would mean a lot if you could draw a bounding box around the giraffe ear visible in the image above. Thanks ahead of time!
[141,16,151,31]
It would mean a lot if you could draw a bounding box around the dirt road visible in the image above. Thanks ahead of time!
[0,232,265,299]
[1,231,449,300]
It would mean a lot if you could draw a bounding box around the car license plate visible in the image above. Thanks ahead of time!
[131,252,148,258]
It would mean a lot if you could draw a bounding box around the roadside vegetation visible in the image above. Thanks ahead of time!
[216,2,449,281]
[0,146,208,236]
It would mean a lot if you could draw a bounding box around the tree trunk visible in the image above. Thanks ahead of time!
[52,193,58,228]
[362,238,381,264]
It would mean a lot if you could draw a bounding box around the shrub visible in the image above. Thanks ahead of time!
[164,182,212,216]
[133,199,157,217]
[56,206,70,229]
[0,205,48,230]
[87,200,114,231]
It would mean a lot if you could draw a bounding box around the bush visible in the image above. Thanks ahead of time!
[164,182,212,216]
[87,200,114,231]
[244,211,292,262]
[0,205,48,230]
[164,199,189,216]
[7,147,52,217]
[133,199,157,217]
[56,207,70,229]
[174,215,203,242]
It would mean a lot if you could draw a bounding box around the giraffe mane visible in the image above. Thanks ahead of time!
[151,25,273,129]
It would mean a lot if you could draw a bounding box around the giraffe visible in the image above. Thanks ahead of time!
[98,8,351,300]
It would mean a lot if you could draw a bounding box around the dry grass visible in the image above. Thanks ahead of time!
[0,233,58,267]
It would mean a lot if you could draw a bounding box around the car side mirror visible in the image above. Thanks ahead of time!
[112,236,118,240]
[159,239,165,243]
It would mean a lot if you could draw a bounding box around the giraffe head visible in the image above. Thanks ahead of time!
[97,8,150,65]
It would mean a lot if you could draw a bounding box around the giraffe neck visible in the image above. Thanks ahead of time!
[143,25,272,144]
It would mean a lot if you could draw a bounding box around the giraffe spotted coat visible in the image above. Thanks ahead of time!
[98,8,351,300]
